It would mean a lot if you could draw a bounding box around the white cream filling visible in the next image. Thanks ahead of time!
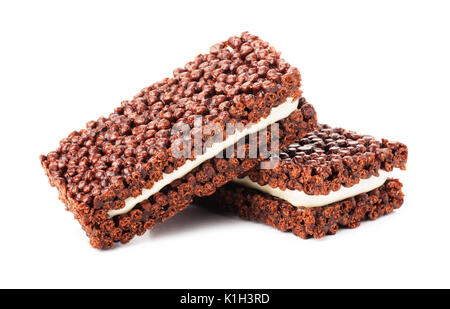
[108,97,299,217]
[233,170,390,208]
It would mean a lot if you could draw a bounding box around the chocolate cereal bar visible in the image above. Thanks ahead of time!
[198,124,407,238]
[40,32,317,248]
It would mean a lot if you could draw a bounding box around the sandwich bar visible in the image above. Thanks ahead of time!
[198,124,407,238]
[40,32,317,248]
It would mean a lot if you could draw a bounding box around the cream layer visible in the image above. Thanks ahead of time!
[232,171,390,208]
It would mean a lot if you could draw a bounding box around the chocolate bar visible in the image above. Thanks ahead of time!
[198,124,407,238]
[40,32,317,248]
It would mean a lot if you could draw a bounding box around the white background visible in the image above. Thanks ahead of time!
[1,0,449,289]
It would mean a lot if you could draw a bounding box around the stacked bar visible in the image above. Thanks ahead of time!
[40,32,317,248]
[198,124,408,238]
